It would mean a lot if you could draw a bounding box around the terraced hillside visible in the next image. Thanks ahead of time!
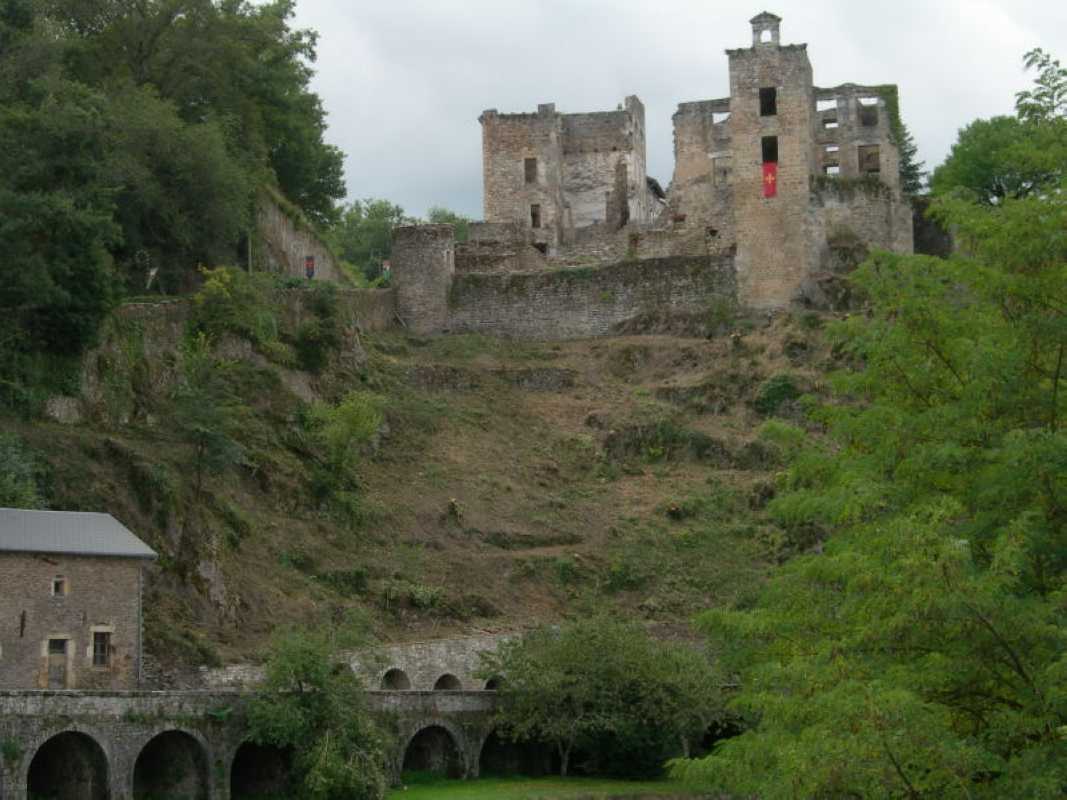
[11,295,838,672]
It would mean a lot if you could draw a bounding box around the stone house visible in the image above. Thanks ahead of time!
[0,508,156,690]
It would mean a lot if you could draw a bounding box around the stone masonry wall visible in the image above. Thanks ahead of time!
[0,555,146,690]
[392,225,455,334]
[447,256,737,340]
[256,191,345,284]
[812,181,914,258]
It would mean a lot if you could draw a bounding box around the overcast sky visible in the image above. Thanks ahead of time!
[291,0,1067,219]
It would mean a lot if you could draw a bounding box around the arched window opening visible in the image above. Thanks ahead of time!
[134,730,208,799]
[230,741,294,800]
[402,726,463,780]
[433,673,462,691]
[484,675,503,691]
[381,668,412,690]
[28,731,109,800]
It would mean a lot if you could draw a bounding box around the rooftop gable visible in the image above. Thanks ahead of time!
[0,508,157,559]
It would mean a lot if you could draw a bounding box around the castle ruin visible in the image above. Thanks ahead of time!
[391,11,916,336]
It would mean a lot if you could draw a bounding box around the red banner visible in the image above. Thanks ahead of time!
[762,162,778,198]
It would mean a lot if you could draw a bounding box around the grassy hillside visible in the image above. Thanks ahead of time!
[9,293,838,667]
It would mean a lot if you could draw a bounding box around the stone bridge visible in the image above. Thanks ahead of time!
[0,688,544,800]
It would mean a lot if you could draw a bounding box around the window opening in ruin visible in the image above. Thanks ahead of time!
[759,87,777,117]
[530,204,541,229]
[712,111,730,124]
[19,610,26,637]
[823,118,839,130]
[761,136,778,164]
[816,98,837,112]
[760,28,772,43]
[533,242,548,255]
[824,165,841,176]
[858,96,879,105]
[48,638,66,656]
[52,576,66,596]
[524,157,537,184]
[825,145,840,153]
[93,632,111,667]
[858,144,881,175]
[859,103,878,127]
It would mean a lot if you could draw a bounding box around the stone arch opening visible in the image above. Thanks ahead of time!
[381,667,412,690]
[27,731,109,800]
[230,741,294,799]
[433,673,462,690]
[479,729,551,778]
[133,730,208,799]
[483,675,503,690]
[402,725,464,780]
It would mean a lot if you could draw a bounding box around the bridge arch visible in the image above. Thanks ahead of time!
[381,667,412,690]
[230,740,295,799]
[25,727,111,800]
[433,673,462,690]
[400,720,467,779]
[483,675,503,690]
[478,728,552,778]
[131,728,210,800]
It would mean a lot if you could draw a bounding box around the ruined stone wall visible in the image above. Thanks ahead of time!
[729,42,819,309]
[256,191,345,284]
[392,225,455,334]
[670,98,737,245]
[811,180,914,258]
[480,107,565,251]
[814,84,901,188]
[447,256,736,339]
[553,225,714,265]
[0,555,146,690]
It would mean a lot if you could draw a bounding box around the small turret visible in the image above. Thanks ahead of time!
[750,11,781,47]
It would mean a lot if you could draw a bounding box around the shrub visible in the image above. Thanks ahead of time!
[753,373,801,415]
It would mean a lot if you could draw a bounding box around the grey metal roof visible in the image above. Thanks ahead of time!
[0,508,157,559]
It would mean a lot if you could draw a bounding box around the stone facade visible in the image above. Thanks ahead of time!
[668,12,913,308]
[480,97,657,254]
[0,555,146,690]
[256,190,345,284]
[0,689,499,799]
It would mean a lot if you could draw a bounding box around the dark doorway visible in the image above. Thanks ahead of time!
[759,87,778,116]
[230,742,294,800]
[133,730,208,799]
[761,136,779,164]
[402,726,464,780]
[28,731,109,800]
[479,730,551,777]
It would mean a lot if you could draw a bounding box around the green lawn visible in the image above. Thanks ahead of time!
[386,775,706,799]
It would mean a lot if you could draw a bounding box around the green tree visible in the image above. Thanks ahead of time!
[0,434,43,507]
[246,615,387,800]
[481,617,723,778]
[932,49,1066,202]
[171,333,246,500]
[674,169,1067,796]
[426,206,471,242]
[329,199,409,281]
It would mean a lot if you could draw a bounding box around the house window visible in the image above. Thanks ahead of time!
[761,136,778,164]
[52,577,66,597]
[759,87,777,117]
[48,638,66,656]
[530,204,541,229]
[93,632,111,667]
[524,157,537,184]
[858,97,879,127]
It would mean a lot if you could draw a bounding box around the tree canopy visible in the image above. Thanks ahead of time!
[481,617,723,779]
[675,50,1067,800]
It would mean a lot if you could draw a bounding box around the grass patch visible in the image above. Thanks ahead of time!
[387,776,704,799]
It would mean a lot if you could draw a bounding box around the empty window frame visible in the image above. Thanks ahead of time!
[92,631,111,667]
[858,144,881,175]
[816,98,837,112]
[51,576,66,596]
[761,136,778,164]
[759,87,777,117]
[524,157,537,184]
[858,99,879,127]
[711,111,730,124]
[713,156,733,185]
[48,638,66,656]
[825,145,840,154]
[530,204,541,229]
[759,28,772,43]
[824,165,841,176]
[823,117,839,130]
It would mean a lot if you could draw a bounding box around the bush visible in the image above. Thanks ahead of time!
[753,374,801,415]
[0,434,43,507]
